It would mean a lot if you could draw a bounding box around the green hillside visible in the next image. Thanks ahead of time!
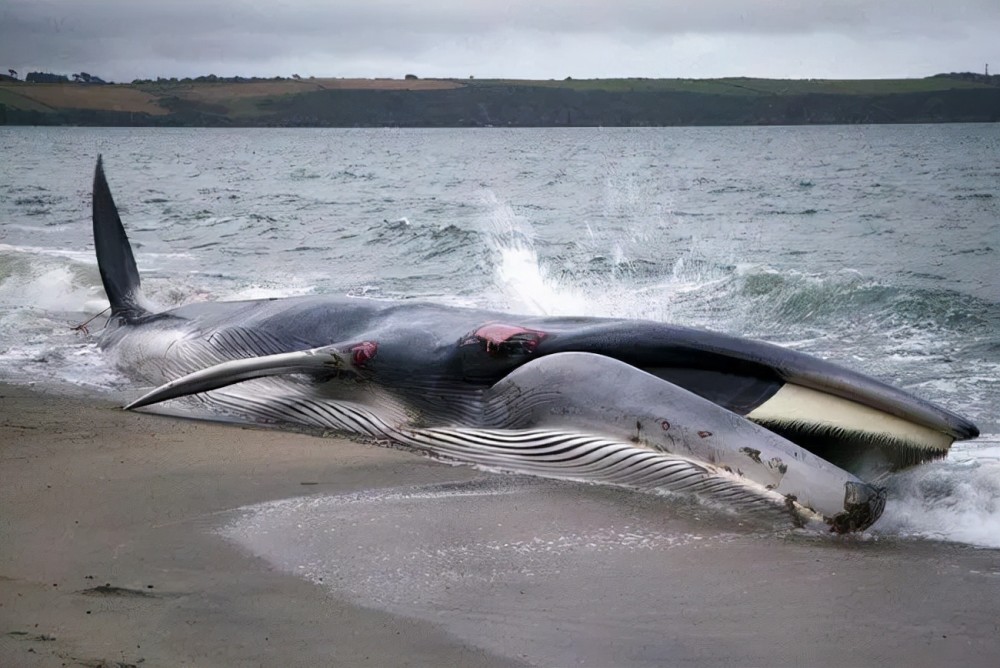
[2,74,998,126]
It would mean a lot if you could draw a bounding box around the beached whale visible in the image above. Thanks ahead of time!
[90,156,978,533]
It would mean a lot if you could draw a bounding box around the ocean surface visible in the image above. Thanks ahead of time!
[2,125,998,556]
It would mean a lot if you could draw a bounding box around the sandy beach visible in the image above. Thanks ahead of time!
[0,384,516,667]
[2,382,999,667]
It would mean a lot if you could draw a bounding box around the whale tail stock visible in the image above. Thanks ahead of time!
[93,155,149,321]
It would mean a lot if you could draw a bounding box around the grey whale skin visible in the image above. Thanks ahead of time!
[92,157,978,533]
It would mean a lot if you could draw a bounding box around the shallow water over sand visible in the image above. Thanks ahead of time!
[219,474,1000,666]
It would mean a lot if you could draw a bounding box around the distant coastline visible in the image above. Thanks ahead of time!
[2,74,998,127]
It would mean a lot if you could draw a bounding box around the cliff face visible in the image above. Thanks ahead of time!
[2,78,999,127]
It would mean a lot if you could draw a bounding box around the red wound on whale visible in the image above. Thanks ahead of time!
[461,323,547,355]
[350,341,378,366]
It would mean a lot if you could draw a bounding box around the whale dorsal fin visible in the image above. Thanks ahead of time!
[93,155,147,319]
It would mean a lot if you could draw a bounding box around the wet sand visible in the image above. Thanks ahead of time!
[2,382,999,667]
[0,384,516,667]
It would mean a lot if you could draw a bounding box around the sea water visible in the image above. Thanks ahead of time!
[1,125,998,550]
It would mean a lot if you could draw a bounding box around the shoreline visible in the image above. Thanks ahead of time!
[2,382,999,666]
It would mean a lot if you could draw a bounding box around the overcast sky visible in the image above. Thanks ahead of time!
[2,1,997,82]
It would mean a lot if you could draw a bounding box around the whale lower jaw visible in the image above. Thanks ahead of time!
[398,426,888,534]
[747,383,953,473]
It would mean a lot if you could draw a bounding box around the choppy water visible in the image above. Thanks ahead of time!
[1,125,998,551]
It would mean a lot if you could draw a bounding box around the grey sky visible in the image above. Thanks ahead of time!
[2,1,997,81]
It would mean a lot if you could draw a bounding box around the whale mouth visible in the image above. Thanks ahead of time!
[747,383,955,475]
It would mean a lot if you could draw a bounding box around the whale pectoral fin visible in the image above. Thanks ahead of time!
[124,342,374,410]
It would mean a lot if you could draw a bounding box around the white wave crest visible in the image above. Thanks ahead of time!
[877,438,1000,548]
[0,263,105,313]
[481,190,589,316]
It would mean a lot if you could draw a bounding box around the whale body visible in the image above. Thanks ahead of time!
[90,156,979,532]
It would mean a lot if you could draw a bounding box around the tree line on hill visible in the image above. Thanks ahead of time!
[7,69,998,88]
[14,71,108,83]
[932,71,1000,86]
[130,74,305,84]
